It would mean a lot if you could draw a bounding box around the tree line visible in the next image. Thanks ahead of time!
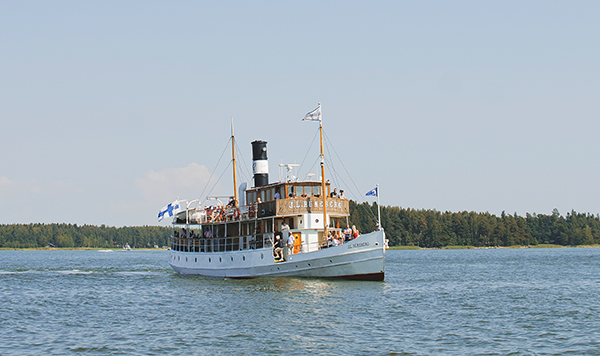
[2,204,599,248]
[0,223,171,249]
[349,202,599,247]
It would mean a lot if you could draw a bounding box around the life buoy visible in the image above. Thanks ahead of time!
[233,208,240,220]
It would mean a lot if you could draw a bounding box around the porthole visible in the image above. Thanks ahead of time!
[330,260,333,263]
[261,253,264,259]
[295,265,298,268]
[186,257,188,262]
[308,263,311,266]
[315,219,319,223]
[209,258,211,263]
[219,257,222,262]
[195,258,197,263]
[243,256,246,261]
[231,256,234,262]
[178,256,180,261]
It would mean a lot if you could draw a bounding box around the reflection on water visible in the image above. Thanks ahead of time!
[1,248,599,355]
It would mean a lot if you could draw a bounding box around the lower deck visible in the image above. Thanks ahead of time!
[169,229,386,280]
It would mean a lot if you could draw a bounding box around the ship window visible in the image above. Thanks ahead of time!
[215,224,225,238]
[242,222,251,235]
[312,186,320,197]
[260,190,266,202]
[264,218,273,233]
[287,186,295,198]
[265,189,271,201]
[227,222,239,237]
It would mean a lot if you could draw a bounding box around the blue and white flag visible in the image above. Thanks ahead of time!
[158,200,181,221]
[365,187,378,197]
[302,103,322,122]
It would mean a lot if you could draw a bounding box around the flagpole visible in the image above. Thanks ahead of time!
[376,184,381,230]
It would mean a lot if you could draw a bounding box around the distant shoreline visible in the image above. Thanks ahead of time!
[389,244,600,250]
[3,245,600,251]
[0,247,168,251]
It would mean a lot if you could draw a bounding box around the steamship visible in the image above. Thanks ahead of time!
[167,115,386,281]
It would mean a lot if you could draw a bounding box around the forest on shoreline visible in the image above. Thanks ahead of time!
[0,224,170,249]
[349,202,600,248]
[1,203,599,248]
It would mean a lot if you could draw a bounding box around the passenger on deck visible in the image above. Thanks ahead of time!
[226,197,235,208]
[339,190,346,199]
[281,221,290,237]
[330,188,338,198]
[274,191,280,200]
[352,225,360,239]
[344,225,352,241]
[273,235,283,261]
[337,230,344,245]
[287,234,295,255]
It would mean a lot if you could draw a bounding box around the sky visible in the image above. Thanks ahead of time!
[1,1,599,227]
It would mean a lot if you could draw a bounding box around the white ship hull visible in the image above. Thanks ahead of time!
[169,229,386,281]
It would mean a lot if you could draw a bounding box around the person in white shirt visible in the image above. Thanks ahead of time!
[287,234,295,255]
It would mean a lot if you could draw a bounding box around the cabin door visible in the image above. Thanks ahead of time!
[292,233,302,254]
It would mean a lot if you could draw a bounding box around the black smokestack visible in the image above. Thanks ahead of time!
[251,140,268,187]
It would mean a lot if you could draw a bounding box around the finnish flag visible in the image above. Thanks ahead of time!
[158,200,181,221]
[365,187,378,197]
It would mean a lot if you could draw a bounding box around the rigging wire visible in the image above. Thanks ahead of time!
[197,137,232,206]
[323,137,343,190]
[204,160,234,204]
[322,130,378,221]
[304,155,321,182]
[235,143,253,187]
[296,127,320,180]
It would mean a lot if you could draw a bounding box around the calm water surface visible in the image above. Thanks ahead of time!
[1,248,599,355]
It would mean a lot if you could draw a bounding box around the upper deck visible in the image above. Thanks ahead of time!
[174,180,349,225]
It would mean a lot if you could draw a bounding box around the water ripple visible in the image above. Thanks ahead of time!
[1,248,599,354]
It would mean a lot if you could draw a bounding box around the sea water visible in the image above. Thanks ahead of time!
[1,248,599,355]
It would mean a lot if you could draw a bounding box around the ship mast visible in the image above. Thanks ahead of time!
[231,117,238,208]
[318,105,328,238]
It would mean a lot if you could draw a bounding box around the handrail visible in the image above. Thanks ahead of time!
[175,196,350,225]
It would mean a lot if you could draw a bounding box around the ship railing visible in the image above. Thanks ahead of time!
[181,204,257,225]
